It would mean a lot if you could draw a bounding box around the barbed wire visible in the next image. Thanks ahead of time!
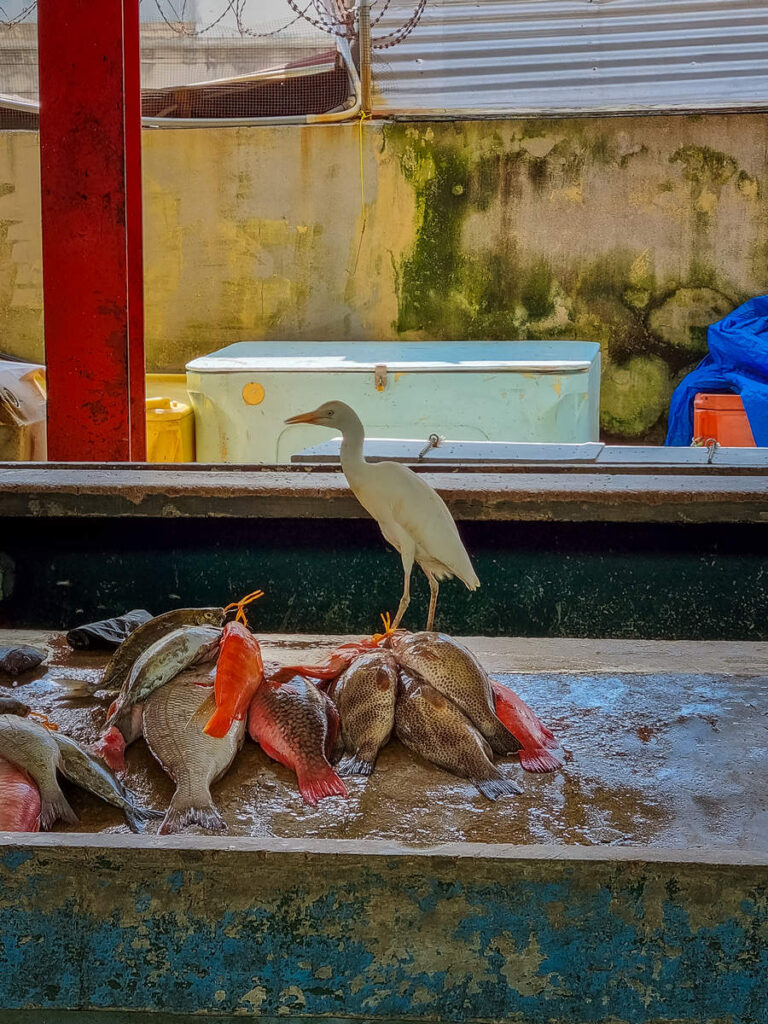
[0,2,36,28]
[0,0,426,50]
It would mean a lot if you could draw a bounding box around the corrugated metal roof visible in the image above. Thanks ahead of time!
[372,0,768,115]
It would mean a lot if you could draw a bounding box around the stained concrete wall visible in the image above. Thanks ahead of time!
[1,113,766,441]
[1,836,767,1021]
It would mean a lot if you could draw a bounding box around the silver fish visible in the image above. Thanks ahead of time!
[51,731,162,833]
[329,650,398,776]
[143,667,244,835]
[391,631,520,755]
[395,671,522,800]
[106,625,222,742]
[100,607,224,693]
[0,715,77,828]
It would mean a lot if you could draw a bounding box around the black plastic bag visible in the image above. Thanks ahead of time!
[0,645,45,674]
[65,609,153,650]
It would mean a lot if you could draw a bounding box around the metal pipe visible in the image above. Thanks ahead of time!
[37,0,145,461]
[358,0,372,115]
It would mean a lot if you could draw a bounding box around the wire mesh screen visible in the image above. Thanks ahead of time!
[0,0,358,122]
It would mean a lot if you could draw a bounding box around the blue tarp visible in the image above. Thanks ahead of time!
[665,294,768,446]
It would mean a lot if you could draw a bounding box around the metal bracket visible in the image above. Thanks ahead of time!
[418,433,444,460]
[374,364,387,392]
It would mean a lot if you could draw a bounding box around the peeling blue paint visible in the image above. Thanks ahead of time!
[0,845,766,1022]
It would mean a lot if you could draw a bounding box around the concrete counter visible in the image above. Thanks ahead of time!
[1,632,766,1021]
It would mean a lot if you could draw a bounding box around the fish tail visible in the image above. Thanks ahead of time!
[540,724,559,749]
[123,803,165,833]
[159,790,226,835]
[337,752,375,777]
[474,775,523,801]
[39,786,79,830]
[519,747,563,774]
[296,760,348,806]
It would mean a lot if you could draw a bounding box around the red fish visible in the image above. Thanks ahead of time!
[0,754,41,832]
[247,675,347,806]
[203,621,264,739]
[491,680,563,773]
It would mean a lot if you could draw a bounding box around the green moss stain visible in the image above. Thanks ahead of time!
[601,355,674,439]
[387,122,764,442]
[392,130,473,338]
[670,145,738,187]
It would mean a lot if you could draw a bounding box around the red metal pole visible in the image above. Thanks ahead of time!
[38,0,146,461]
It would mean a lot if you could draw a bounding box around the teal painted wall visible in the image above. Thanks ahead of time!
[1,840,766,1022]
[1,518,767,639]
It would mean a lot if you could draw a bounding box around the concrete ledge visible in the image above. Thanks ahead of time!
[6,630,768,675]
[1,835,766,1021]
[1,463,768,522]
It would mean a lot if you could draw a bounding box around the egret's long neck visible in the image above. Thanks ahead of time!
[338,411,367,488]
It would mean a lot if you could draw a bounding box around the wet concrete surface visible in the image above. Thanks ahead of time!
[1,630,766,850]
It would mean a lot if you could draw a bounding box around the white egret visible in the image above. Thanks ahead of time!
[285,401,480,631]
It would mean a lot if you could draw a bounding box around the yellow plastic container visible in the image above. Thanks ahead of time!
[145,397,195,463]
[146,373,189,405]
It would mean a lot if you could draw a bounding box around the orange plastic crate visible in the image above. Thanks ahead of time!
[693,393,756,447]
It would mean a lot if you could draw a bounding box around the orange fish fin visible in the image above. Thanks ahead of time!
[295,762,348,806]
[185,692,218,733]
[519,747,563,774]
[203,703,236,739]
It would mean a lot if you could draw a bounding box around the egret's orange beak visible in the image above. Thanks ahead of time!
[285,407,322,425]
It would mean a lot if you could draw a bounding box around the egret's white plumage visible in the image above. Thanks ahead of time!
[285,401,479,630]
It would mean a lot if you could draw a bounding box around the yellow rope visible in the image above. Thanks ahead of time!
[223,589,265,626]
[371,611,396,644]
[359,110,371,211]
[28,710,59,731]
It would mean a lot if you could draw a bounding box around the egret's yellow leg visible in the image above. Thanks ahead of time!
[425,571,439,632]
[390,545,414,630]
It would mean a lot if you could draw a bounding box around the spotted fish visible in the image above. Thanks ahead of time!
[329,650,398,776]
[390,632,520,755]
[395,670,522,800]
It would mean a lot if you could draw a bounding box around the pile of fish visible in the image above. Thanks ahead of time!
[0,599,562,835]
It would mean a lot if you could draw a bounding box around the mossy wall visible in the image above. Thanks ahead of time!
[1,113,766,441]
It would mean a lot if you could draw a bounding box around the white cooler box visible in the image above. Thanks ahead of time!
[185,341,601,464]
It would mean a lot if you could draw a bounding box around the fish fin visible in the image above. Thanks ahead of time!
[337,753,375,777]
[39,788,79,830]
[474,776,523,801]
[519,747,563,774]
[184,692,218,732]
[123,803,165,833]
[202,704,236,739]
[540,724,559,748]
[296,762,348,806]
[159,793,226,835]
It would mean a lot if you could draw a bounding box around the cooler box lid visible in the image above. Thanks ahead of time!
[186,341,600,375]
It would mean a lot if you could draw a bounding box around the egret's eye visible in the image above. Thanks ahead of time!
[328,410,335,417]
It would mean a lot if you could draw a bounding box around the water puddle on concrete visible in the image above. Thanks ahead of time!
[1,635,766,850]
